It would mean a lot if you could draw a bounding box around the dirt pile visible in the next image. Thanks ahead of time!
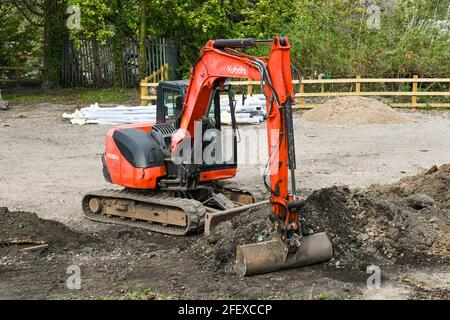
[0,207,89,254]
[195,164,449,272]
[302,96,413,124]
[379,164,450,210]
[300,185,448,270]
[192,207,274,272]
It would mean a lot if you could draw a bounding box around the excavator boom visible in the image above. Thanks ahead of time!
[171,37,333,275]
[172,37,298,229]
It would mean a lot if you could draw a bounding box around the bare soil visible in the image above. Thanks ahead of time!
[0,103,449,300]
[194,165,449,274]
[0,207,89,256]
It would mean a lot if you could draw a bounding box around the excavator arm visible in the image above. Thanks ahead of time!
[170,37,332,276]
[171,37,302,242]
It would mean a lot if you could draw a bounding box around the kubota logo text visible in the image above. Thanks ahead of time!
[228,65,247,76]
[107,153,119,161]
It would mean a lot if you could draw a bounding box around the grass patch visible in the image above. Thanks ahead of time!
[314,293,335,300]
[122,288,171,300]
[52,288,173,300]
[4,87,139,107]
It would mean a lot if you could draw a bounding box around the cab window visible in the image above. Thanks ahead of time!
[205,89,223,129]
[163,89,183,122]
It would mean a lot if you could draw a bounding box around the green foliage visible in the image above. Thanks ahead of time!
[0,2,42,64]
[67,0,116,42]
[61,0,247,76]
[239,0,295,39]
[46,0,68,87]
[1,0,449,82]
[242,0,450,78]
[145,0,242,75]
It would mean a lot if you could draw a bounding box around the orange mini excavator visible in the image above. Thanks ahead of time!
[83,37,332,276]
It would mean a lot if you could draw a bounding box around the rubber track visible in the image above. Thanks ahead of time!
[82,189,206,236]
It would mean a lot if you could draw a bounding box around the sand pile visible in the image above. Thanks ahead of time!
[0,207,89,254]
[194,164,449,272]
[302,96,413,124]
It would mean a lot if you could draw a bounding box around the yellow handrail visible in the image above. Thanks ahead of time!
[140,75,450,108]
[140,63,169,106]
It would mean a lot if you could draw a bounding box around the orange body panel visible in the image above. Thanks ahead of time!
[200,168,237,182]
[104,123,166,189]
[104,123,236,189]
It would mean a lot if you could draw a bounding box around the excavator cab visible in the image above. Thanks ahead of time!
[156,80,238,172]
[156,80,187,125]
[156,80,229,129]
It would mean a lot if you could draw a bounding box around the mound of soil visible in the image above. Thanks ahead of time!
[302,96,413,125]
[192,207,274,272]
[195,164,449,272]
[0,207,89,254]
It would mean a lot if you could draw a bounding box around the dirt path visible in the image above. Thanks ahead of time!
[0,104,449,299]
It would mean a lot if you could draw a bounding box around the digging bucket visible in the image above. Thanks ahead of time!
[235,232,333,276]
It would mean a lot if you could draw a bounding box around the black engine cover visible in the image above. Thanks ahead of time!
[113,129,165,168]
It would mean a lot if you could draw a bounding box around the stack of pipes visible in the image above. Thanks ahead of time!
[63,103,157,125]
[64,94,268,126]
[220,94,267,125]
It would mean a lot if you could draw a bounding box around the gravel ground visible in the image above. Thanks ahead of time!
[238,110,450,190]
[0,103,449,300]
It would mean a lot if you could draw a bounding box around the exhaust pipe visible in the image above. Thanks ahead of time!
[235,232,333,276]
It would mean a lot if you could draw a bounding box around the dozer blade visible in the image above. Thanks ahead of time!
[204,200,270,236]
[235,232,333,276]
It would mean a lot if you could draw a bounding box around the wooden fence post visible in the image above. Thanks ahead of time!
[355,75,361,95]
[150,71,155,83]
[412,75,418,107]
[163,64,166,81]
[299,76,305,107]
[15,55,21,88]
[247,83,253,96]
[165,63,169,81]
[140,79,148,106]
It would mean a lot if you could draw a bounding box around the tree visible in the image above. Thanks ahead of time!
[67,0,140,85]
[241,0,450,78]
[2,0,448,87]
[9,0,67,88]
[144,0,247,75]
[0,2,41,59]
[139,0,148,80]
